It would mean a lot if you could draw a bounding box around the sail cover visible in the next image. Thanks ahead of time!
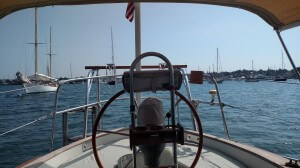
[28,73,57,82]
[0,0,300,31]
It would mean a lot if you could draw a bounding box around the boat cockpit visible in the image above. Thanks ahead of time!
[19,52,290,168]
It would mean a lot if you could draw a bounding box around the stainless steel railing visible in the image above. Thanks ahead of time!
[49,68,232,151]
[50,70,123,150]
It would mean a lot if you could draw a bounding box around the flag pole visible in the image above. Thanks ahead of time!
[135,3,142,105]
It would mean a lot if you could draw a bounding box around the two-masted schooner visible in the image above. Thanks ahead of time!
[16,8,57,93]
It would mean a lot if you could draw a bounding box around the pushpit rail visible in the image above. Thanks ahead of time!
[49,63,232,153]
[50,65,188,151]
[51,74,104,150]
[0,65,233,153]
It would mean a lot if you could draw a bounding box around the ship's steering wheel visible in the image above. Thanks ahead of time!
[92,90,203,168]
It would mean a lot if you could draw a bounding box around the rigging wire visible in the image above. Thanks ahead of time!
[0,114,51,137]
[193,100,299,127]
[0,96,297,138]
[25,43,27,75]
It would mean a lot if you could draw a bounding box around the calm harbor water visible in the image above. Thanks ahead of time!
[0,80,299,167]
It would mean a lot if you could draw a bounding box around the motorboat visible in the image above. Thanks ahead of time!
[1,1,300,168]
[274,77,287,82]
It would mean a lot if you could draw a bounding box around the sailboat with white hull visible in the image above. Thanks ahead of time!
[245,60,259,82]
[105,27,118,85]
[16,8,57,93]
[274,52,287,81]
[208,48,223,84]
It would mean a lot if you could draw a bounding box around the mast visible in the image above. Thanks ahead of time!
[252,60,254,71]
[281,52,284,69]
[70,62,72,78]
[217,48,219,73]
[110,27,116,75]
[47,63,50,76]
[35,8,38,78]
[30,8,45,78]
[49,27,52,77]
[135,3,142,105]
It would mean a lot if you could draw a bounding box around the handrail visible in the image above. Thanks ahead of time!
[50,72,106,150]
[58,74,122,84]
[55,97,175,116]
[56,102,100,115]
[85,65,187,70]
[48,61,231,155]
[204,74,231,140]
[84,70,95,138]
[180,69,197,131]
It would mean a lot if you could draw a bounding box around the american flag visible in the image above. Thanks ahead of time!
[125,2,135,22]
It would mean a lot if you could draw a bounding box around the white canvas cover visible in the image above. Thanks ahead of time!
[0,0,300,31]
[137,97,164,126]
[27,73,57,82]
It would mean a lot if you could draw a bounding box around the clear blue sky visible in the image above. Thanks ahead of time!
[0,3,299,79]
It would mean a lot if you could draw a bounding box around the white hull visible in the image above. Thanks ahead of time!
[23,83,57,93]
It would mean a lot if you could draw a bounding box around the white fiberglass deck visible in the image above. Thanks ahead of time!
[37,139,244,168]
[20,129,288,168]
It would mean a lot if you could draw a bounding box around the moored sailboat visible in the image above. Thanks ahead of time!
[245,60,259,82]
[16,8,57,93]
[208,48,224,84]
[274,52,287,81]
[105,27,118,85]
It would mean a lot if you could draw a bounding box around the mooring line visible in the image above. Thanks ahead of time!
[196,100,298,125]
